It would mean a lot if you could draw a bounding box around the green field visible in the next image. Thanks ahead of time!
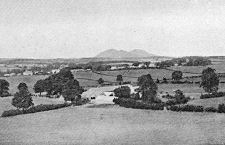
[0,75,48,94]
[1,104,225,145]
[1,65,225,96]
[1,64,225,145]
[0,96,64,114]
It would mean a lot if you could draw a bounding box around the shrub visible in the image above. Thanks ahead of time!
[165,90,190,106]
[1,109,23,117]
[113,98,164,110]
[218,104,225,113]
[200,92,225,99]
[114,86,131,98]
[1,103,72,117]
[204,107,218,112]
[168,105,204,112]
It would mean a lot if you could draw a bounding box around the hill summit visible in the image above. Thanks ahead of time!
[95,49,156,58]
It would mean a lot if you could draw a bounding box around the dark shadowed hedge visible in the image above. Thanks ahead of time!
[204,107,218,112]
[167,105,204,112]
[218,104,225,113]
[200,92,225,99]
[1,103,71,117]
[113,98,164,110]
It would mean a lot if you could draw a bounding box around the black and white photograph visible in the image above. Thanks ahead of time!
[0,0,225,145]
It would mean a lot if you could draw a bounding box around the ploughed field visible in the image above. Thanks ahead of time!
[1,104,225,145]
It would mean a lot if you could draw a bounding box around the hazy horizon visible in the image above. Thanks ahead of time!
[0,0,225,59]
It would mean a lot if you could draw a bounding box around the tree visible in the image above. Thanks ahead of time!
[137,74,158,102]
[156,78,160,84]
[62,79,84,103]
[174,89,185,102]
[116,75,123,85]
[98,78,104,86]
[0,79,9,97]
[17,82,28,91]
[144,62,151,68]
[12,83,33,110]
[114,86,131,98]
[42,68,75,96]
[34,80,45,95]
[200,67,219,93]
[172,71,183,81]
[132,62,140,67]
[162,77,168,83]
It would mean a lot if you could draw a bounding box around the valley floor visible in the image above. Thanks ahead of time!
[0,104,225,145]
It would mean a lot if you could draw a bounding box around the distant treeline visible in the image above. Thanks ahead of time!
[156,56,212,68]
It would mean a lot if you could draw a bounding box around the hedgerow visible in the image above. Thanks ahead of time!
[1,103,71,117]
[167,105,204,112]
[113,98,164,110]
[200,92,225,99]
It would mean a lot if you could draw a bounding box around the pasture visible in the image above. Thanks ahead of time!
[1,105,225,145]
[0,75,48,94]
[1,64,225,145]
[1,64,225,98]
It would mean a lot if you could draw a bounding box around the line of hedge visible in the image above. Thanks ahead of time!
[113,98,164,110]
[1,103,72,117]
[113,98,225,114]
[200,92,225,99]
[167,104,225,113]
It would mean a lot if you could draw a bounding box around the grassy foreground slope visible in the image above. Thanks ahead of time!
[0,105,225,145]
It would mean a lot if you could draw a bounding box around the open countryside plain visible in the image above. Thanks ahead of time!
[1,64,225,144]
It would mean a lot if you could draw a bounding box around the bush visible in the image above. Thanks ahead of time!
[218,104,225,113]
[113,98,164,110]
[165,90,190,106]
[200,92,225,99]
[204,107,218,112]
[168,105,204,112]
[1,109,23,117]
[1,103,72,117]
[114,86,131,98]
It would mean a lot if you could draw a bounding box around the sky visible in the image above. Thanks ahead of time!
[0,0,225,58]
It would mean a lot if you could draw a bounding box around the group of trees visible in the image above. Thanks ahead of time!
[113,67,220,104]
[0,63,221,111]
[114,74,158,103]
[97,74,123,86]
[156,57,212,68]
[34,68,84,101]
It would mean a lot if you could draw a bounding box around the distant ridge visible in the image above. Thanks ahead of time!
[95,49,156,58]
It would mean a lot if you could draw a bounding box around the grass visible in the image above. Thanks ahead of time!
[0,96,64,114]
[1,64,225,94]
[1,105,225,145]
[0,75,48,94]
[188,97,225,108]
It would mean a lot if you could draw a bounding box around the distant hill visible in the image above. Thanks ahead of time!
[95,49,156,58]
